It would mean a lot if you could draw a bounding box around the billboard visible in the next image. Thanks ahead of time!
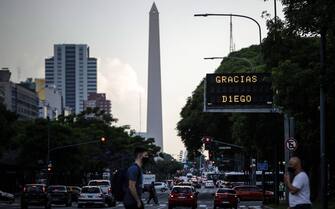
[205,73,276,112]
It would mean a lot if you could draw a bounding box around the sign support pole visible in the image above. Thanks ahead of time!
[284,113,290,202]
[289,117,295,158]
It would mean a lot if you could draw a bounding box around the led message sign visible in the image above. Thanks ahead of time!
[205,73,273,111]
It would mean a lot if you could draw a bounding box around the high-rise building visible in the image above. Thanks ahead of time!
[147,3,163,150]
[0,68,39,120]
[45,44,97,114]
[83,92,111,115]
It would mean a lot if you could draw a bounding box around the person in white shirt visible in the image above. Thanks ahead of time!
[284,157,312,209]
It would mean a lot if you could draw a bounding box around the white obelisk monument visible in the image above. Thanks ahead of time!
[147,2,163,150]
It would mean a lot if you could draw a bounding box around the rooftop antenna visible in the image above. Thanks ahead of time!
[229,14,235,53]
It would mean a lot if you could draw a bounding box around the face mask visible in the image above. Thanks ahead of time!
[287,166,296,173]
[142,157,150,165]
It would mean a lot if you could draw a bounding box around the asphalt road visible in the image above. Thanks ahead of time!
[0,187,263,209]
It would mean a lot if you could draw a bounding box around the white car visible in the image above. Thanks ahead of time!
[78,186,105,208]
[154,182,168,192]
[204,180,215,188]
[88,180,115,206]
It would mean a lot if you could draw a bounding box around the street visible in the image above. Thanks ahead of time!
[0,187,263,209]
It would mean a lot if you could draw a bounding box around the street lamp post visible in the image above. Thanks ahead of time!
[194,13,262,49]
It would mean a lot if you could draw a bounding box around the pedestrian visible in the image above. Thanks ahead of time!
[284,157,311,209]
[279,182,285,200]
[123,147,149,209]
[147,181,159,205]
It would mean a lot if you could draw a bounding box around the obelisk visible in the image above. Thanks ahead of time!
[147,2,163,150]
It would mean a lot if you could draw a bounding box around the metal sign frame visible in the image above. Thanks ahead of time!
[203,78,281,113]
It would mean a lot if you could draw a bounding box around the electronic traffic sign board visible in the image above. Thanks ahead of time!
[205,73,275,112]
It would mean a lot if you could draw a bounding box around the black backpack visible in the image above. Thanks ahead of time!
[111,168,128,201]
[111,164,141,202]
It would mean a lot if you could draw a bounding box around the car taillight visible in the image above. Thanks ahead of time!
[190,195,193,198]
[43,187,46,193]
[108,188,112,193]
[23,187,26,192]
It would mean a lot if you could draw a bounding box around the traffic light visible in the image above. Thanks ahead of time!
[47,162,52,172]
[100,137,107,143]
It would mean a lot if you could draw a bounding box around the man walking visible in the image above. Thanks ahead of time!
[284,157,311,209]
[147,181,159,205]
[123,147,149,209]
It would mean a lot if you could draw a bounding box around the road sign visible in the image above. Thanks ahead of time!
[257,162,268,171]
[285,137,298,151]
[204,73,275,113]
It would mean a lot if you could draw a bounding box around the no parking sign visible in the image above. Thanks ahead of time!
[285,137,298,151]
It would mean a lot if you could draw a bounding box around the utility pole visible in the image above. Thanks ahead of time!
[320,27,328,209]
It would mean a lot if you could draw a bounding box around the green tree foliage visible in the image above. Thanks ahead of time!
[145,153,183,181]
[0,106,161,185]
[0,104,17,157]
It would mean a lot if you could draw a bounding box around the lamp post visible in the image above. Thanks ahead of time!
[204,56,255,71]
[194,13,262,49]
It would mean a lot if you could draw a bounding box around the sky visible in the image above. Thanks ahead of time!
[0,0,284,158]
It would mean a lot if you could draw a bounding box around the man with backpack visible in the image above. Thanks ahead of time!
[122,147,149,209]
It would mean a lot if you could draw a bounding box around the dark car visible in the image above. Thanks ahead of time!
[21,184,51,209]
[0,190,15,204]
[67,186,81,202]
[168,186,198,209]
[233,185,274,201]
[48,185,71,207]
[214,188,239,209]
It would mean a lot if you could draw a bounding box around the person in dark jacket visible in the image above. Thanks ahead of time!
[146,182,158,205]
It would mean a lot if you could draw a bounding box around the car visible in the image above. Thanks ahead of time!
[233,185,274,201]
[204,180,215,188]
[178,182,193,187]
[154,182,169,192]
[191,180,202,189]
[67,186,81,202]
[88,179,116,207]
[21,184,51,209]
[168,186,198,209]
[77,186,106,208]
[0,190,15,204]
[48,185,71,207]
[213,188,239,209]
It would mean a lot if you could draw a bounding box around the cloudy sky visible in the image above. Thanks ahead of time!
[0,0,283,158]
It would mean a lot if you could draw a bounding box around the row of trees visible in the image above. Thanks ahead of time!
[0,105,182,191]
[177,0,335,200]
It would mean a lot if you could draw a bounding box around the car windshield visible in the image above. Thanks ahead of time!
[26,185,44,192]
[48,186,66,192]
[172,187,192,194]
[218,189,236,194]
[88,181,110,186]
[82,187,100,193]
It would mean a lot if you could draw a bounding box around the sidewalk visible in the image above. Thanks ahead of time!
[264,198,335,209]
